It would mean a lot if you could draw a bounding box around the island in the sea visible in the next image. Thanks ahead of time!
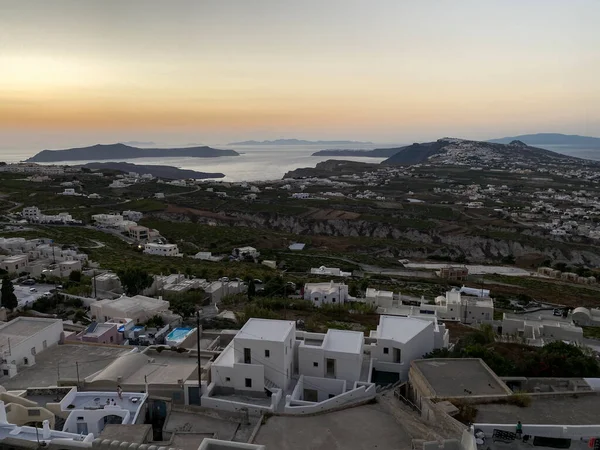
[81,161,225,179]
[228,138,373,145]
[26,143,239,163]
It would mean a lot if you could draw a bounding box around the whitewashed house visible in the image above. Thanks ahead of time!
[365,288,394,308]
[143,243,181,257]
[303,281,349,306]
[298,329,364,384]
[211,319,296,393]
[309,266,351,277]
[369,315,448,381]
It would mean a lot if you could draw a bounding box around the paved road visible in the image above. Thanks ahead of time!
[14,283,58,308]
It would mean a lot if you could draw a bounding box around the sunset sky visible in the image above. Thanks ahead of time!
[1,0,599,149]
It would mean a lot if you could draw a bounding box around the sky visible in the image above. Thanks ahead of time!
[1,0,599,150]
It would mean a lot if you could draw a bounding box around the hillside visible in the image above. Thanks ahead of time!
[229,139,372,145]
[311,147,403,157]
[489,133,600,147]
[81,162,224,179]
[381,138,595,167]
[26,143,239,163]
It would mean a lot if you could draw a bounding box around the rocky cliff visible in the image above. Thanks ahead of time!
[151,210,600,265]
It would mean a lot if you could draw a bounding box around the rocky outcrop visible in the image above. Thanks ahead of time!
[152,211,600,265]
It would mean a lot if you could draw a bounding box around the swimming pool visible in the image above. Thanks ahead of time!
[165,327,194,345]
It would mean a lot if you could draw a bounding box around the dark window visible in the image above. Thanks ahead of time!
[245,378,252,388]
[313,362,318,367]
[265,349,270,358]
[383,347,389,354]
[244,348,251,364]
[2,370,8,376]
[328,394,335,399]
[226,377,231,382]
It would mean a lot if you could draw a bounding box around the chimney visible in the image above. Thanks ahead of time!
[42,420,51,439]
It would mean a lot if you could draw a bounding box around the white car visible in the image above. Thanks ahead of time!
[29,287,37,293]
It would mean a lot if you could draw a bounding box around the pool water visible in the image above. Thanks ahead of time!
[166,327,193,341]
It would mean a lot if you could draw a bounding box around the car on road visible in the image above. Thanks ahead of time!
[22,279,36,286]
[29,287,37,293]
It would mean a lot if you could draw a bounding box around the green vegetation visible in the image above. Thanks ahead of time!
[485,274,600,307]
[117,267,153,296]
[582,326,600,339]
[1,276,18,310]
[164,289,207,318]
[426,326,600,377]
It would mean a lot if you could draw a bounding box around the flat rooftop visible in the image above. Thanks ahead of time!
[70,391,147,421]
[0,317,61,349]
[0,343,130,390]
[475,394,600,425]
[323,329,363,354]
[378,315,432,343]
[412,358,511,397]
[99,424,152,444]
[236,318,295,342]
[85,323,117,337]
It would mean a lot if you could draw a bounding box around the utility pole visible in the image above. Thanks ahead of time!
[93,270,97,298]
[196,310,202,406]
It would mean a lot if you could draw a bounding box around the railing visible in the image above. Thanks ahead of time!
[394,387,421,413]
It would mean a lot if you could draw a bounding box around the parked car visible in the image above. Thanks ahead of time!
[22,279,36,286]
[29,287,37,293]
[553,308,563,316]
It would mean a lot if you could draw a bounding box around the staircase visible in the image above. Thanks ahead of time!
[264,377,279,393]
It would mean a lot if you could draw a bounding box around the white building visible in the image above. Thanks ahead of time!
[92,214,124,227]
[501,313,583,346]
[381,289,494,324]
[365,288,394,308]
[194,251,213,260]
[21,206,41,220]
[0,317,64,378]
[0,254,29,274]
[303,281,349,306]
[298,329,364,384]
[369,315,448,381]
[61,188,77,196]
[211,318,296,393]
[90,295,170,323]
[572,307,600,327]
[233,246,259,259]
[122,210,143,222]
[310,266,352,277]
[62,390,148,437]
[143,243,181,257]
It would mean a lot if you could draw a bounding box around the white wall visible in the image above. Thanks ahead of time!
[284,382,376,414]
[291,375,346,402]
[474,424,600,440]
[233,328,295,391]
[8,319,63,368]
[62,407,129,437]
[298,344,325,379]
[372,324,434,380]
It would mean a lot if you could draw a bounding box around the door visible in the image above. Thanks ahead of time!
[326,358,335,377]
[188,386,200,405]
[244,348,251,364]
[393,348,401,363]
[76,422,89,435]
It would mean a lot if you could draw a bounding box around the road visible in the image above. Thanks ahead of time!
[14,283,57,309]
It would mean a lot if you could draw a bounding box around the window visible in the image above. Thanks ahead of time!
[31,347,36,355]
[244,348,251,364]
[332,299,336,303]
[226,377,231,382]
[313,362,319,367]
[245,378,252,388]
[2,370,8,376]
[110,336,114,342]
[42,340,47,349]
[383,347,389,354]
[265,349,270,358]
[24,357,29,365]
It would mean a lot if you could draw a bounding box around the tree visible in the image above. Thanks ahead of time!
[117,268,153,296]
[247,279,256,299]
[1,276,18,310]
[69,270,82,283]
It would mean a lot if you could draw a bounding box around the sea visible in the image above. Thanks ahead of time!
[2,143,599,182]
[1,144,390,182]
